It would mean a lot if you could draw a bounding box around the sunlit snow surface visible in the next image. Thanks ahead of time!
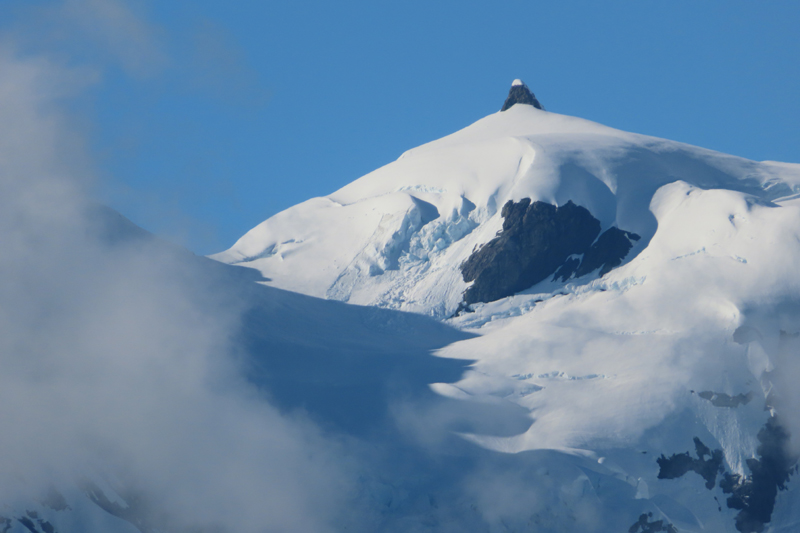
[212,106,800,532]
[214,105,799,318]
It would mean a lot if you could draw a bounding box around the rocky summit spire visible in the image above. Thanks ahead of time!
[501,79,545,112]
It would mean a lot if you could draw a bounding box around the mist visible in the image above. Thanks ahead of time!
[0,6,510,531]
[0,7,355,531]
[0,26,576,530]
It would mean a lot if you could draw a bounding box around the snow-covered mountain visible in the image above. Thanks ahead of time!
[212,82,797,318]
[8,81,800,533]
[209,81,800,533]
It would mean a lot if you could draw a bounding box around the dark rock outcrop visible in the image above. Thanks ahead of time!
[552,257,581,282]
[575,227,640,277]
[655,418,798,533]
[657,437,725,489]
[501,80,544,111]
[552,226,640,282]
[459,198,641,307]
[628,512,678,533]
[697,390,754,408]
[460,199,600,305]
[14,512,57,533]
[720,416,798,533]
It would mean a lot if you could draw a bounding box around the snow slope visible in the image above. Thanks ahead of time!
[213,89,800,532]
[430,179,800,532]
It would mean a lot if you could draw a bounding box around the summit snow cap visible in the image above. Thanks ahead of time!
[501,79,545,111]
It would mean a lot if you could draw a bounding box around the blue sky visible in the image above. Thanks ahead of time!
[3,0,799,254]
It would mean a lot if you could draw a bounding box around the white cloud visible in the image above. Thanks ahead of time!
[0,28,349,532]
[56,0,167,77]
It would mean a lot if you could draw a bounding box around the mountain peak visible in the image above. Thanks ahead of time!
[501,79,544,111]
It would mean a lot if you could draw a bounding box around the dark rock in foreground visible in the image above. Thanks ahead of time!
[720,416,798,533]
[655,417,798,533]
